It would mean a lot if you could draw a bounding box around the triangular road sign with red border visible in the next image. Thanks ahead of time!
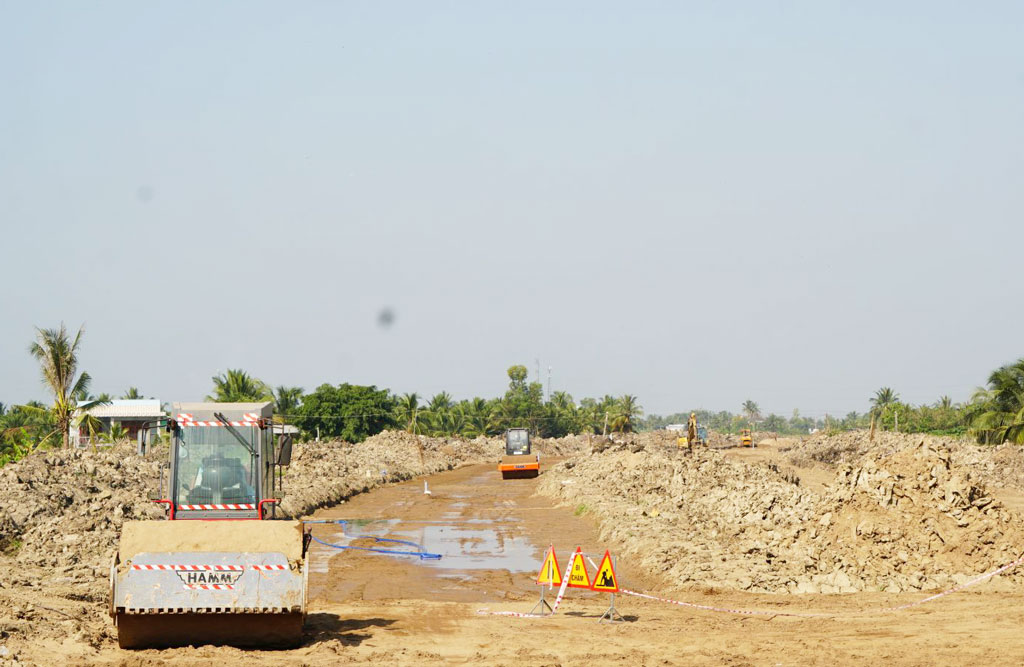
[536,546,561,586]
[590,550,619,593]
[567,547,591,589]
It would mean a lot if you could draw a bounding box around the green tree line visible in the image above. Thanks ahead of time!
[7,324,1024,465]
[207,364,644,443]
[644,389,973,438]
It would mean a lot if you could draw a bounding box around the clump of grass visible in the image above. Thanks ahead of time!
[574,504,589,516]
[0,537,23,556]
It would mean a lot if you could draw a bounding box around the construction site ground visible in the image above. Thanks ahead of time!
[6,432,1024,663]
[5,434,1024,665]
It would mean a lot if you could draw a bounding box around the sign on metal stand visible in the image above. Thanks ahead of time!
[530,546,561,615]
[591,550,624,623]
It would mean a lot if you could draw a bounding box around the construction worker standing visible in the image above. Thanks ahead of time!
[686,412,698,450]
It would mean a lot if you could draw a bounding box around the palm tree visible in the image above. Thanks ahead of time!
[573,399,602,435]
[968,360,1024,444]
[2,403,55,463]
[610,395,643,433]
[0,405,42,464]
[870,387,899,415]
[427,392,454,414]
[546,391,576,437]
[742,400,761,426]
[272,386,304,419]
[464,397,493,437]
[75,412,105,449]
[394,393,422,433]
[549,391,573,410]
[207,369,272,402]
[935,395,954,411]
[422,401,464,437]
[422,392,453,432]
[121,387,143,399]
[446,407,467,437]
[28,323,106,449]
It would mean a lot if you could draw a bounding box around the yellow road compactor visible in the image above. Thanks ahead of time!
[110,402,308,648]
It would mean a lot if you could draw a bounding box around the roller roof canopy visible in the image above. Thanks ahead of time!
[76,400,165,419]
[172,402,273,421]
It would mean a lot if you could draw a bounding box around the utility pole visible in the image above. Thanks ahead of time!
[547,366,552,399]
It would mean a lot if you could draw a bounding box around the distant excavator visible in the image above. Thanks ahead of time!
[678,413,707,449]
[498,427,540,479]
[740,428,754,448]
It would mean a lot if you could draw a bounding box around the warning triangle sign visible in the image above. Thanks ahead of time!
[567,547,591,589]
[590,550,619,593]
[536,547,561,586]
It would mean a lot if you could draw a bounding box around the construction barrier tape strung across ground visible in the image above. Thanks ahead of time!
[477,551,577,617]
[483,549,1024,621]
[623,551,1024,619]
[873,551,1024,613]
[619,588,827,618]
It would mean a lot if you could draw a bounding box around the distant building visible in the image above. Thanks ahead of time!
[665,424,686,432]
[71,399,166,447]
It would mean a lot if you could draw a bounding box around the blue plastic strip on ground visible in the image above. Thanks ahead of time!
[306,520,442,560]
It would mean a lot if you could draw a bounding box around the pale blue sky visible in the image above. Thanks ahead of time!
[1,2,1022,417]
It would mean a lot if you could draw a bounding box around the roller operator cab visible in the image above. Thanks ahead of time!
[498,427,540,479]
[110,402,308,649]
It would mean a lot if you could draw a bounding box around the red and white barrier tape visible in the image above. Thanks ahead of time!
[182,584,234,590]
[620,588,826,618]
[132,564,245,571]
[874,552,1024,613]
[178,420,259,427]
[176,413,260,427]
[482,552,1024,621]
[622,552,1024,619]
[178,504,256,511]
[132,564,285,571]
[477,552,576,618]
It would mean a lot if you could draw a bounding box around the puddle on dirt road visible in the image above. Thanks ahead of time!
[397,524,536,571]
[309,518,539,573]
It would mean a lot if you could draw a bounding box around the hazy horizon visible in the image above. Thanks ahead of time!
[2,2,1022,418]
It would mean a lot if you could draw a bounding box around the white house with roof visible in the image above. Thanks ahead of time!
[71,399,167,447]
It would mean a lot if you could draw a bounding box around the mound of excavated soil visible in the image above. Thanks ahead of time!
[0,431,588,659]
[539,438,1024,595]
[782,430,1024,492]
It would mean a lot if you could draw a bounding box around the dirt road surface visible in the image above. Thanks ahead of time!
[38,457,1024,666]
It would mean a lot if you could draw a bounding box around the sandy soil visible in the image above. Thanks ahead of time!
[9,447,1024,665]
[731,437,844,493]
